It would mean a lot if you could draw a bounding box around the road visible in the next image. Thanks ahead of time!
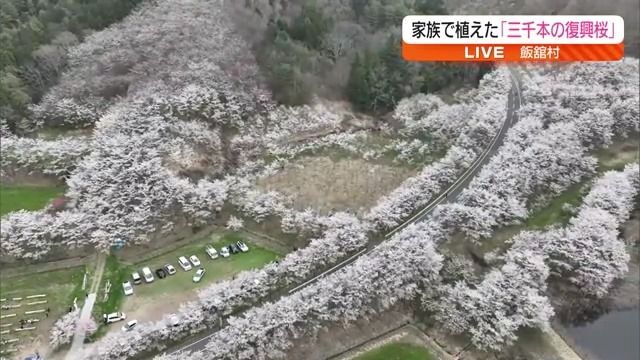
[288,66,522,292]
[164,67,522,356]
[65,253,106,360]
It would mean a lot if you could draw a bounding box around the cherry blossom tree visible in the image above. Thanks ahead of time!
[226,216,244,231]
[1,133,91,178]
[446,60,638,244]
[366,67,511,230]
[33,0,271,129]
[49,309,96,350]
[430,251,553,352]
[507,163,639,298]
[84,213,370,359]
[150,224,444,360]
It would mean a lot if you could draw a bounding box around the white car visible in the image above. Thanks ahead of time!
[164,264,177,275]
[205,245,218,260]
[192,268,206,283]
[141,267,154,283]
[169,313,181,327]
[236,241,249,253]
[103,312,126,324]
[189,255,201,267]
[122,281,133,296]
[178,256,192,271]
[121,319,138,332]
[220,246,230,258]
[131,271,142,285]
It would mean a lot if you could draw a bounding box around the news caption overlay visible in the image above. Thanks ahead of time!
[402,15,625,62]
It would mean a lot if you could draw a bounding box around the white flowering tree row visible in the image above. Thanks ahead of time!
[263,130,382,165]
[0,132,92,179]
[169,100,636,357]
[161,61,639,359]
[227,102,348,175]
[1,102,228,259]
[428,249,554,351]
[365,67,511,230]
[0,0,277,259]
[507,163,639,298]
[444,60,639,241]
[165,121,608,358]
[81,66,509,359]
[518,60,639,138]
[30,0,270,130]
[82,212,368,359]
[424,165,638,352]
[229,75,510,182]
[228,171,370,239]
[145,223,445,360]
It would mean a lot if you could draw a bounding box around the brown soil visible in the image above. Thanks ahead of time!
[256,156,416,216]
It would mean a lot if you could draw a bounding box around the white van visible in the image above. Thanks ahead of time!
[103,312,126,324]
[141,267,154,283]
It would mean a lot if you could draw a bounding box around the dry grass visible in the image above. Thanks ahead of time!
[256,156,416,215]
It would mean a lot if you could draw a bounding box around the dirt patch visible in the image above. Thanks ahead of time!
[256,156,416,215]
[118,290,193,325]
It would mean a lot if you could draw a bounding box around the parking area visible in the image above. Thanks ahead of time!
[113,232,280,324]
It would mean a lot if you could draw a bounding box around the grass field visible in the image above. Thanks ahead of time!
[0,266,85,352]
[355,342,437,360]
[0,185,65,216]
[526,181,588,229]
[0,267,85,313]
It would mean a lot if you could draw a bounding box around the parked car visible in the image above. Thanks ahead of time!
[164,264,177,275]
[192,268,206,283]
[220,246,230,258]
[155,268,167,279]
[178,256,192,271]
[121,319,138,332]
[122,281,134,296]
[205,245,218,259]
[189,255,201,267]
[103,312,126,324]
[229,243,240,254]
[131,271,142,285]
[141,267,154,283]
[236,241,249,253]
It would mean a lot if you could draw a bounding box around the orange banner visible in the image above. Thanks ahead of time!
[402,43,624,62]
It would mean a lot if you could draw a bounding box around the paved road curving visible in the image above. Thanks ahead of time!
[287,66,523,293]
[164,66,523,357]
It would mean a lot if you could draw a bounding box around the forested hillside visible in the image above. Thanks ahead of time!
[225,0,492,112]
[0,0,143,132]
